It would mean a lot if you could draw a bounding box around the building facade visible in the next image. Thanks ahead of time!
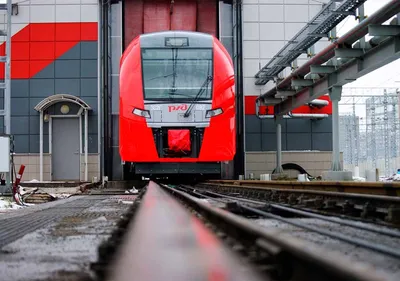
[0,0,99,181]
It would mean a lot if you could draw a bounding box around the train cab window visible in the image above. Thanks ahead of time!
[141,48,213,101]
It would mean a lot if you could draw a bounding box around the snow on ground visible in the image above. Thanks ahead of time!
[0,197,24,212]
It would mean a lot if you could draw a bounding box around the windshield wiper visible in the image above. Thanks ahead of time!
[170,48,178,93]
[183,75,212,118]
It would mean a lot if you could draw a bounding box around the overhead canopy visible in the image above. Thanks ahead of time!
[34,94,91,112]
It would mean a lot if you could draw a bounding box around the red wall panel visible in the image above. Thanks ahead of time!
[170,0,197,31]
[0,22,97,79]
[143,0,171,33]
[124,0,143,49]
[124,0,218,49]
[244,96,332,115]
[197,0,217,37]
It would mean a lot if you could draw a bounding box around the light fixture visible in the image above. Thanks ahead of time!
[43,113,50,122]
[60,104,70,114]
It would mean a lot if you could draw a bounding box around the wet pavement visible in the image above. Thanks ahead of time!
[0,195,136,281]
[254,217,400,281]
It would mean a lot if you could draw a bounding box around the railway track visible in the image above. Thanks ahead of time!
[197,182,400,226]
[91,181,398,281]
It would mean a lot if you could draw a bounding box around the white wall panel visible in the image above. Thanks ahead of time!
[259,5,284,22]
[30,0,56,5]
[81,5,98,22]
[12,5,29,24]
[243,5,259,22]
[30,5,56,22]
[56,5,81,22]
[242,1,329,96]
[284,5,309,23]
[260,0,283,3]
[56,0,81,4]
[259,23,284,40]
[260,41,285,59]
[243,59,261,77]
[243,22,259,41]
[243,41,260,59]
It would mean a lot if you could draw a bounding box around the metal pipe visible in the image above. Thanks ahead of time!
[97,1,103,180]
[4,0,11,134]
[39,111,43,182]
[85,109,89,182]
[258,114,329,119]
[331,96,341,171]
[309,99,329,106]
[275,117,283,174]
[258,0,400,101]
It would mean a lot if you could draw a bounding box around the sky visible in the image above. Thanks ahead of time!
[335,0,400,89]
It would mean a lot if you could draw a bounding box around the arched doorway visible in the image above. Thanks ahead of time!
[34,94,92,182]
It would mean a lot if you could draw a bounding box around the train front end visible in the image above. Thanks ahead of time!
[120,31,235,179]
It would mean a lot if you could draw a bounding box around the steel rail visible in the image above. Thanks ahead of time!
[256,0,400,100]
[193,187,400,239]
[201,182,400,202]
[161,184,386,281]
[239,204,400,260]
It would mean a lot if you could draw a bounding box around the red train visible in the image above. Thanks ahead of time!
[119,31,235,180]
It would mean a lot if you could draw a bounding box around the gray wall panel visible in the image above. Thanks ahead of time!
[82,97,98,114]
[81,60,97,78]
[12,80,29,97]
[59,43,81,60]
[245,115,261,133]
[30,134,49,153]
[33,62,55,79]
[81,78,97,96]
[112,114,119,146]
[55,79,80,96]
[30,79,55,97]
[287,119,311,133]
[246,133,261,151]
[311,117,332,133]
[111,3,122,37]
[112,147,122,180]
[11,98,29,116]
[29,98,43,115]
[261,133,287,151]
[88,134,98,153]
[81,42,98,59]
[261,118,287,133]
[312,133,332,151]
[11,116,29,135]
[0,116,3,133]
[29,116,49,135]
[111,76,119,113]
[55,60,81,78]
[111,37,121,73]
[287,133,312,150]
[88,115,98,134]
[13,135,30,153]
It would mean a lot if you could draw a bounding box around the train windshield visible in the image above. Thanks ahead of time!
[141,48,213,101]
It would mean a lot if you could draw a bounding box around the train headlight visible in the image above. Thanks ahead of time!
[205,108,223,118]
[132,108,151,118]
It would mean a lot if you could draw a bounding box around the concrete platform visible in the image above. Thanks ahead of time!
[0,194,137,281]
[322,170,353,181]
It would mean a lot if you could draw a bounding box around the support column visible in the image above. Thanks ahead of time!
[274,115,284,174]
[330,86,342,171]
[85,109,89,182]
[39,111,43,182]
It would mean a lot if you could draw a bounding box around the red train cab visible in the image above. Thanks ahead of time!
[119,31,235,179]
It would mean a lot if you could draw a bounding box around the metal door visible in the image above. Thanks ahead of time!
[52,118,80,181]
